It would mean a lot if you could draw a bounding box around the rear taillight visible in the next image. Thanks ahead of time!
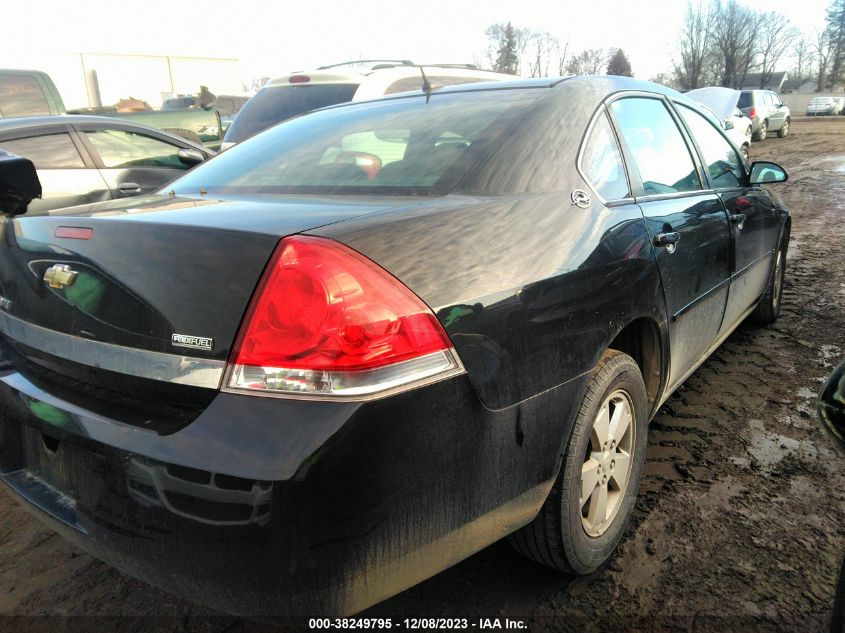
[289,75,310,84]
[749,107,756,119]
[226,236,462,398]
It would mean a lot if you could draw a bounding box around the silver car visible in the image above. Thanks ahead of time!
[806,97,839,116]
[738,89,790,141]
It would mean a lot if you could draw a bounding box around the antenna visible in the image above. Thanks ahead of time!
[418,66,432,94]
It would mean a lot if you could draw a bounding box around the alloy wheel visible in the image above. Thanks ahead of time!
[580,389,635,537]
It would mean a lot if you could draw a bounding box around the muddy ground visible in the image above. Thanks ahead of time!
[0,118,843,633]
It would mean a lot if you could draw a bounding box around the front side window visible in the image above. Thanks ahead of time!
[86,130,187,169]
[0,133,84,168]
[580,112,629,200]
[609,98,701,195]
[171,89,542,196]
[677,104,744,188]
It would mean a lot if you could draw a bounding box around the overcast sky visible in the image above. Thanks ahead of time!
[2,0,831,83]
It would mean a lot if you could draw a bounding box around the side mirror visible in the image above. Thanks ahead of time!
[818,360,845,451]
[177,148,206,167]
[749,161,788,184]
[0,151,42,216]
[724,119,735,130]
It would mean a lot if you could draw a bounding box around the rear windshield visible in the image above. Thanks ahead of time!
[223,84,360,144]
[738,92,753,108]
[170,89,541,196]
[0,74,51,117]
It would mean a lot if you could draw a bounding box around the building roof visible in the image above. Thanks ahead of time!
[738,71,788,91]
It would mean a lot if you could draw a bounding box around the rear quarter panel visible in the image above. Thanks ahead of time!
[314,80,668,413]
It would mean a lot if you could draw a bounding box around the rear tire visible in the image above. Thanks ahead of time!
[508,350,648,574]
[754,120,768,141]
[750,234,788,325]
[777,118,790,138]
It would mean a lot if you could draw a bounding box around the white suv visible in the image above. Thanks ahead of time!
[222,61,515,148]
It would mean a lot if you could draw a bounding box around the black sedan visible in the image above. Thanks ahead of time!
[0,76,790,617]
[0,115,212,214]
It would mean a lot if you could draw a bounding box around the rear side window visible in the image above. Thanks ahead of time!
[677,105,744,188]
[0,133,84,168]
[610,98,701,195]
[224,84,360,144]
[580,113,629,200]
[85,129,187,169]
[0,75,51,117]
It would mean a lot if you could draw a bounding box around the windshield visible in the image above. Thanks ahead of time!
[224,84,360,144]
[170,89,542,196]
[738,92,753,108]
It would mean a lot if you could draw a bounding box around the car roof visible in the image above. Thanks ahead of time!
[306,75,696,124]
[265,64,518,88]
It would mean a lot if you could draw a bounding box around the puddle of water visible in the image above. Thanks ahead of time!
[796,387,817,399]
[745,418,815,470]
[820,344,843,366]
[817,156,845,171]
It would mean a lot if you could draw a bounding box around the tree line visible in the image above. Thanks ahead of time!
[485,22,633,78]
[483,0,845,92]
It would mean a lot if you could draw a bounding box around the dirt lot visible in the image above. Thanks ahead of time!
[1,119,844,633]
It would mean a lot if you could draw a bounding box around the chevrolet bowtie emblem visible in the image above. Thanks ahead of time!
[43,264,78,290]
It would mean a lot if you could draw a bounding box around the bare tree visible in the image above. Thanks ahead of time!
[527,31,565,78]
[813,29,833,90]
[565,49,606,76]
[712,0,760,88]
[791,37,816,81]
[757,13,799,88]
[673,0,718,90]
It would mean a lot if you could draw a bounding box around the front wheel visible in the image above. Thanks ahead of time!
[508,350,648,574]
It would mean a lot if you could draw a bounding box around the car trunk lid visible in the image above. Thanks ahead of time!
[0,193,405,420]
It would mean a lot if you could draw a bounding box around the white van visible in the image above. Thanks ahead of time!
[221,61,515,149]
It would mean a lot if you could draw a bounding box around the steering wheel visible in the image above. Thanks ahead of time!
[334,151,382,180]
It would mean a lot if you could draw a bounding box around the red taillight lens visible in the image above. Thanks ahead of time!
[227,236,461,397]
[749,107,756,119]
[289,75,310,84]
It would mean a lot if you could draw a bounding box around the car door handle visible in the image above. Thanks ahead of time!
[117,182,142,195]
[653,232,680,254]
[730,213,746,229]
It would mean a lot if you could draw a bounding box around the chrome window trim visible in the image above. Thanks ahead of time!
[0,311,225,389]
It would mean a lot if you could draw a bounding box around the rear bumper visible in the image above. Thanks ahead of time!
[0,344,583,616]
